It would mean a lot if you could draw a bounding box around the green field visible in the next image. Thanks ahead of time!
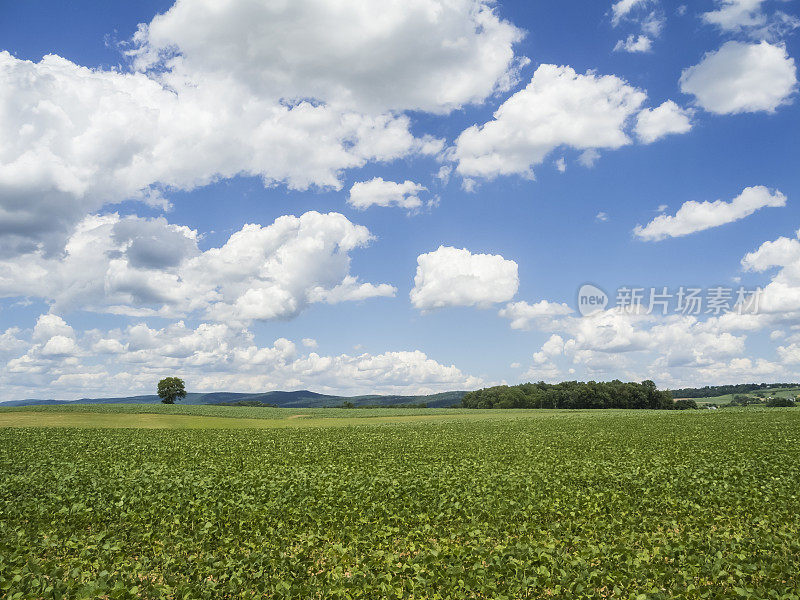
[1,407,799,599]
[0,403,478,421]
[0,407,508,430]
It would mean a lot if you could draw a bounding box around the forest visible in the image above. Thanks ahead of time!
[462,380,674,409]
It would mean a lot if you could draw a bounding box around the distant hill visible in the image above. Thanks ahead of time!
[0,390,468,409]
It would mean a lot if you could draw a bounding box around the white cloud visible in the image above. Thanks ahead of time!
[596,211,610,222]
[610,0,664,42]
[301,338,318,349]
[0,0,526,255]
[0,211,396,324]
[411,246,519,310]
[523,358,562,382]
[741,229,800,314]
[0,328,27,356]
[498,300,573,330]
[453,64,647,180]
[308,276,397,305]
[634,186,786,241]
[578,149,601,168]
[701,0,800,39]
[614,34,653,53]
[511,305,756,383]
[0,316,483,399]
[641,11,666,37]
[130,0,526,115]
[504,221,800,384]
[611,0,651,25]
[675,357,783,386]
[703,0,769,30]
[41,335,80,358]
[348,178,427,211]
[635,100,693,143]
[680,41,797,114]
[93,338,127,354]
[32,314,75,342]
[742,232,800,271]
[541,334,567,356]
[0,52,432,255]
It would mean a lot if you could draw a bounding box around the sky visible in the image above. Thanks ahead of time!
[0,0,799,400]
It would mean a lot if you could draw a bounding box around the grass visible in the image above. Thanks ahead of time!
[1,407,799,598]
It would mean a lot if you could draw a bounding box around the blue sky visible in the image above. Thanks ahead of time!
[0,0,799,399]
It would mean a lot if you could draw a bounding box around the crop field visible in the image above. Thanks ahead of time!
[0,403,479,421]
[0,409,479,430]
[1,408,799,599]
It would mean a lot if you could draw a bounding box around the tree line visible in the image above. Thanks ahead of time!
[669,383,799,398]
[462,380,674,410]
[729,395,797,408]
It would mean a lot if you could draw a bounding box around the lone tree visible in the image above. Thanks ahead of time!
[157,377,187,404]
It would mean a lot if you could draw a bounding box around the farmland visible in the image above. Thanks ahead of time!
[683,387,800,406]
[1,408,799,598]
[667,384,800,406]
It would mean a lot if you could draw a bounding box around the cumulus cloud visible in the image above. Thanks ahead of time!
[0,329,27,362]
[505,224,800,384]
[410,246,519,310]
[0,317,482,399]
[634,186,786,241]
[129,0,526,115]
[610,0,664,50]
[741,228,800,314]
[635,100,693,143]
[41,335,80,358]
[701,0,800,39]
[611,0,651,25]
[742,231,800,272]
[453,64,647,180]
[702,0,769,30]
[348,178,427,211]
[0,0,527,255]
[578,149,601,168]
[0,52,433,255]
[498,300,573,330]
[0,211,396,323]
[32,314,75,342]
[680,41,797,114]
[505,225,800,386]
[614,34,653,53]
[510,303,760,384]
